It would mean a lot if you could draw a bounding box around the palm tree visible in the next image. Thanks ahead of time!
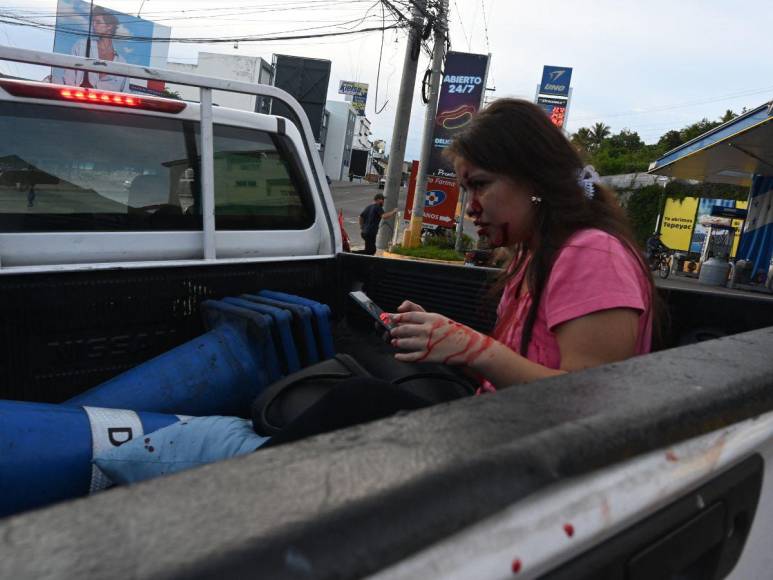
[589,122,611,148]
[571,127,594,153]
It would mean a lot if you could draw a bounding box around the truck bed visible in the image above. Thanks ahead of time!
[3,255,773,578]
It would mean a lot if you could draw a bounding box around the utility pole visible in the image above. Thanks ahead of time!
[406,0,447,248]
[376,0,426,251]
[80,0,95,88]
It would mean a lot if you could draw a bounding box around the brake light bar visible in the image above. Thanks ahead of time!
[0,79,186,114]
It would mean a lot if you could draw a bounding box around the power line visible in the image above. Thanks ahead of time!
[480,0,490,53]
[3,0,374,19]
[450,0,469,51]
[373,0,389,114]
[0,14,405,44]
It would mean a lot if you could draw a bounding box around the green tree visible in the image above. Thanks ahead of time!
[606,128,644,152]
[719,109,737,123]
[589,122,611,148]
[625,185,663,247]
[657,130,682,152]
[571,127,594,155]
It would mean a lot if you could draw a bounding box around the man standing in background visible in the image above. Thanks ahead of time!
[359,193,397,255]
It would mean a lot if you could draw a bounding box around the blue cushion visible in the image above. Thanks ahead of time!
[93,416,269,484]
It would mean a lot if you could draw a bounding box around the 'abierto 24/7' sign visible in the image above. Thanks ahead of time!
[428,51,490,179]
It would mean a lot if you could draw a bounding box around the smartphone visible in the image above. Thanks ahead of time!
[349,291,395,331]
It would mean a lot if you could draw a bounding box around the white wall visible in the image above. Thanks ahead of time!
[323,100,355,181]
[165,53,272,112]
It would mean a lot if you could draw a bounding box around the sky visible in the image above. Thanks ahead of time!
[1,0,772,160]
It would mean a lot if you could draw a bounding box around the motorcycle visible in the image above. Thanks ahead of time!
[649,250,672,280]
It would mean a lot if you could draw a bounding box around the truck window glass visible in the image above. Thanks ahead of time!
[212,124,314,230]
[0,102,201,232]
[0,103,315,232]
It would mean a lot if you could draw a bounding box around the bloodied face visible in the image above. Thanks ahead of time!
[455,157,537,248]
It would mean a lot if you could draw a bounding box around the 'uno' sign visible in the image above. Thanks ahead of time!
[539,65,573,98]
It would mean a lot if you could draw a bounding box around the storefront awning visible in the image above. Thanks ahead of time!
[648,102,773,187]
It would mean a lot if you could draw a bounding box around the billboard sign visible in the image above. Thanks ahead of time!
[660,196,748,256]
[403,161,459,227]
[339,81,368,116]
[539,65,572,97]
[50,0,170,95]
[272,54,332,142]
[338,81,368,96]
[660,196,699,251]
[351,93,367,116]
[536,95,568,129]
[428,51,490,179]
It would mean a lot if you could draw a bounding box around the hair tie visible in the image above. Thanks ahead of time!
[577,165,600,199]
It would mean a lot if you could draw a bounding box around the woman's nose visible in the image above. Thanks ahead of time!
[467,198,483,217]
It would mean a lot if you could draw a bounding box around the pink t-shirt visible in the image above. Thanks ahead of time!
[479,229,652,393]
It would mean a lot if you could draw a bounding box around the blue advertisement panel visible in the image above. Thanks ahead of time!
[50,0,170,94]
[428,51,489,178]
[539,65,572,97]
[689,198,736,253]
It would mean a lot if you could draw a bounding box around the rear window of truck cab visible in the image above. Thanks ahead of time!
[0,102,315,232]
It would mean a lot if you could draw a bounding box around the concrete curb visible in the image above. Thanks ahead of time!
[380,250,465,266]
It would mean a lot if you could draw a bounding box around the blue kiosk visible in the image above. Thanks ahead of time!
[649,102,773,288]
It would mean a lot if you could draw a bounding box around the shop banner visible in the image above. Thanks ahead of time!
[660,197,699,251]
[539,65,572,97]
[660,196,748,256]
[427,51,490,179]
[403,160,459,228]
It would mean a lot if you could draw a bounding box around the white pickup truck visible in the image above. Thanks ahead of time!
[1,47,773,580]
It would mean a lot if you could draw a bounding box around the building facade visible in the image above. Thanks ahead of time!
[322,100,357,181]
[165,52,273,113]
[353,116,372,151]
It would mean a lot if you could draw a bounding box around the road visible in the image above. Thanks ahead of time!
[330,180,408,251]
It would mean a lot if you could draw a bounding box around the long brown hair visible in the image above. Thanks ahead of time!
[446,98,659,355]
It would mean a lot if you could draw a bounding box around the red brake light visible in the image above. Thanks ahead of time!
[0,79,186,114]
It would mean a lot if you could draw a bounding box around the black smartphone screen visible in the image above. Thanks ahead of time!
[349,291,395,330]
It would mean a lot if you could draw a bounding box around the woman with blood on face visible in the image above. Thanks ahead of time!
[387,99,657,391]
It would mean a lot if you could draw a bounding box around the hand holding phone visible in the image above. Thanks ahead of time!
[349,291,395,331]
